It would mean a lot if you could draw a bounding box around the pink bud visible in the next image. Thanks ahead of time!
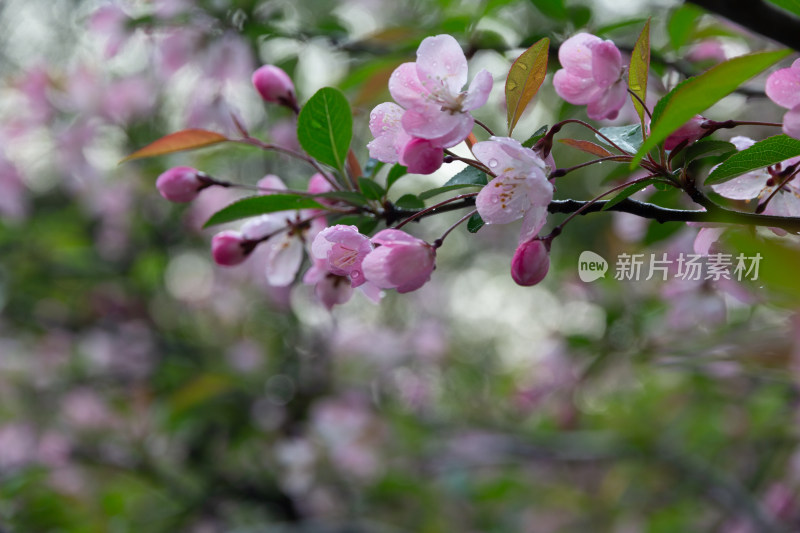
[400,138,444,174]
[252,65,297,110]
[510,239,549,286]
[156,166,205,202]
[664,115,706,151]
[211,230,250,266]
[362,229,436,293]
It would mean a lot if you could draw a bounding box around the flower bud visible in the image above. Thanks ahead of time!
[362,229,436,293]
[510,239,549,286]
[400,138,444,175]
[251,65,297,110]
[664,115,706,151]
[156,166,205,203]
[211,230,250,266]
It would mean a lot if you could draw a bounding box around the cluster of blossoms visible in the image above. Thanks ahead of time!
[149,23,800,310]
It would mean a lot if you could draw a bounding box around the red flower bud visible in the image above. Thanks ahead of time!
[510,239,550,286]
[156,166,204,203]
[251,65,297,111]
[211,230,250,266]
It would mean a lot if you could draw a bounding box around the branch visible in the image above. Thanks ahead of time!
[389,197,800,233]
[688,0,800,52]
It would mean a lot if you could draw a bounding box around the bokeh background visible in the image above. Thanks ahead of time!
[2,0,800,531]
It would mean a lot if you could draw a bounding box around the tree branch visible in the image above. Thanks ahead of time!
[688,0,800,52]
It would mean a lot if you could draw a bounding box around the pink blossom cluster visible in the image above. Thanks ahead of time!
[367,35,493,174]
[553,33,627,121]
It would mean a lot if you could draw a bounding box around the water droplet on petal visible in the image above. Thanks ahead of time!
[488,159,499,168]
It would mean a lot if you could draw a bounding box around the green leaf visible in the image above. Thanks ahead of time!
[528,0,567,19]
[667,4,703,50]
[602,178,669,211]
[705,135,800,185]
[467,212,485,233]
[358,178,386,200]
[314,191,369,205]
[596,125,644,154]
[386,164,408,190]
[628,20,650,125]
[506,37,550,135]
[443,166,489,187]
[522,125,548,148]
[632,49,792,167]
[395,194,425,209]
[418,183,482,201]
[203,194,323,228]
[764,0,800,18]
[297,87,352,172]
[680,139,737,166]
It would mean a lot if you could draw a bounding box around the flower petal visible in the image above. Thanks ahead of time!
[766,65,800,110]
[518,204,549,243]
[476,173,549,225]
[461,69,493,111]
[586,80,628,121]
[558,33,602,78]
[783,105,800,140]
[415,34,468,96]
[400,138,444,174]
[553,69,600,105]
[265,234,303,286]
[367,102,409,163]
[402,107,472,146]
[591,41,622,89]
[710,171,767,200]
[389,62,428,110]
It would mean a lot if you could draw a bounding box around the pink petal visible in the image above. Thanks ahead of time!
[476,173,552,225]
[510,239,550,286]
[266,234,304,286]
[461,69,493,111]
[242,214,290,240]
[591,41,622,88]
[783,106,800,139]
[518,204,549,243]
[389,63,429,110]
[766,65,800,110]
[371,228,421,246]
[315,275,353,309]
[415,34,468,96]
[257,174,287,193]
[586,81,628,121]
[553,70,600,106]
[730,136,755,151]
[472,137,547,176]
[710,171,767,200]
[558,33,602,79]
[693,227,726,255]
[402,107,473,147]
[367,102,409,163]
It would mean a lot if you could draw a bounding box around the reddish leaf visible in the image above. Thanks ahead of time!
[558,138,615,158]
[121,129,229,163]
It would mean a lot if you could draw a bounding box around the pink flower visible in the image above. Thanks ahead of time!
[252,65,298,111]
[212,230,251,266]
[311,225,373,287]
[510,239,550,286]
[664,115,706,151]
[367,103,444,174]
[156,166,208,202]
[474,136,554,243]
[362,229,436,293]
[766,59,800,139]
[553,33,627,120]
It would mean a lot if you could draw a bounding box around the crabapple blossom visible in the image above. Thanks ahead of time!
[366,102,444,174]
[553,33,627,120]
[252,65,298,111]
[211,230,251,266]
[664,115,707,151]
[372,33,492,158]
[474,136,554,243]
[311,225,373,287]
[156,166,208,202]
[510,239,550,286]
[362,229,436,293]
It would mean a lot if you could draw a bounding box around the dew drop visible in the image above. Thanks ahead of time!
[507,81,517,91]
[488,159,499,168]
[518,63,528,71]
[491,197,499,204]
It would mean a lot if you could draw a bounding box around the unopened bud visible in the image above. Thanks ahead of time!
[252,65,297,111]
[211,230,251,266]
[156,166,206,203]
[510,239,550,286]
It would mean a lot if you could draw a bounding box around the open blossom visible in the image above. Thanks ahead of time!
[362,229,436,293]
[474,136,554,243]
[311,225,373,287]
[766,59,800,139]
[368,34,492,172]
[553,33,627,120]
[367,103,444,174]
[710,136,800,231]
